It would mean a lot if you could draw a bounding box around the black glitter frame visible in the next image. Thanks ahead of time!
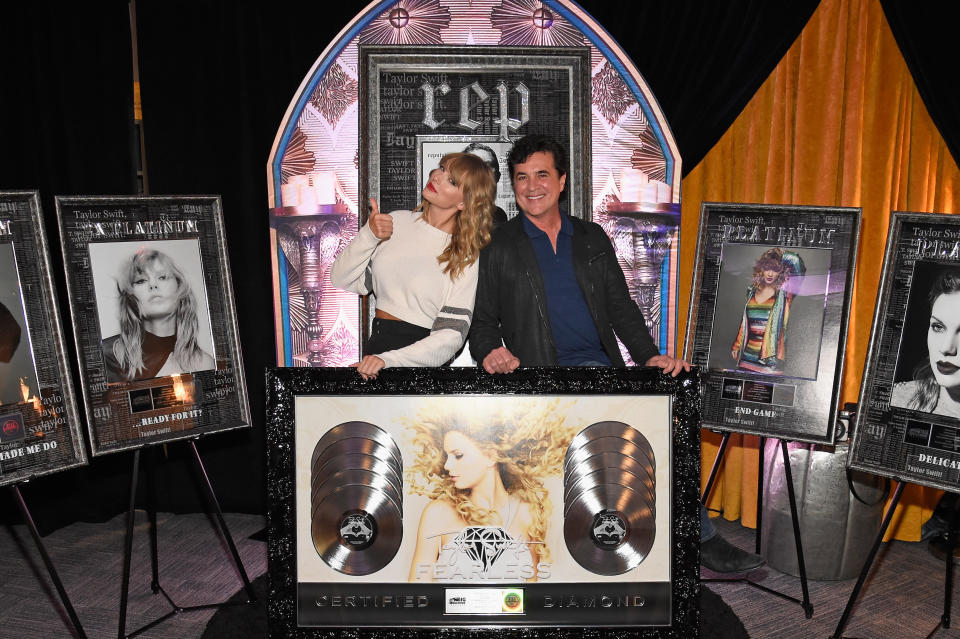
[266,366,701,638]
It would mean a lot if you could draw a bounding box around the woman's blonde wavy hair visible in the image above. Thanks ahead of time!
[414,152,495,279]
[405,400,577,563]
[112,249,205,381]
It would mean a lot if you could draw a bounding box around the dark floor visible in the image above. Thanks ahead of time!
[706,516,960,639]
[2,511,960,638]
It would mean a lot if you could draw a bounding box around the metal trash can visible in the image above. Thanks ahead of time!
[760,438,886,580]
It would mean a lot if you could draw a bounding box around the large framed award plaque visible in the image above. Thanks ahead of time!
[684,202,861,444]
[0,191,87,487]
[266,367,699,637]
[851,212,960,492]
[56,196,250,456]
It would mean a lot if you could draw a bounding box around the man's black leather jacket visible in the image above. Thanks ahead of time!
[469,214,660,367]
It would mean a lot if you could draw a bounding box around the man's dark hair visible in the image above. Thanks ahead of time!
[507,134,568,182]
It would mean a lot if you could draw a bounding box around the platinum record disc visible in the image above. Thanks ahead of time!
[564,483,656,575]
[564,467,655,515]
[564,436,655,477]
[312,421,402,469]
[567,421,655,464]
[312,437,403,481]
[312,483,402,576]
[563,450,655,491]
[312,468,404,519]
[312,452,404,503]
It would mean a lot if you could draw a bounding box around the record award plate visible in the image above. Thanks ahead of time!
[311,483,403,576]
[564,467,655,514]
[312,421,403,469]
[311,467,403,518]
[311,452,404,503]
[564,482,656,576]
[564,435,655,476]
[567,421,655,463]
[312,437,403,480]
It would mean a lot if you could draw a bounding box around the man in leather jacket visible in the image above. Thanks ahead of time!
[468,134,685,374]
[468,134,764,574]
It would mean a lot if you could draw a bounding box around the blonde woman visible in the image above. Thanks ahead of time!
[103,248,214,383]
[331,152,496,379]
[405,402,575,582]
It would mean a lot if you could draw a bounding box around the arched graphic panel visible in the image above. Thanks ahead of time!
[268,0,680,367]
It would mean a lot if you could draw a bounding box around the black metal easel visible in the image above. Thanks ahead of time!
[116,438,256,639]
[700,430,814,618]
[9,482,88,639]
[830,482,958,639]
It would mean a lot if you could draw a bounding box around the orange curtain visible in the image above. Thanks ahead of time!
[678,0,960,541]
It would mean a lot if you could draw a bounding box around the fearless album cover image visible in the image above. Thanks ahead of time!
[0,191,86,488]
[293,394,673,627]
[685,202,860,444]
[57,196,250,456]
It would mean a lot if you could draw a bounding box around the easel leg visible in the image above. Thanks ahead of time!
[756,436,765,555]
[11,485,88,639]
[146,447,160,594]
[118,449,141,639]
[941,495,960,630]
[779,439,812,618]
[701,431,731,504]
[831,480,906,639]
[188,440,256,601]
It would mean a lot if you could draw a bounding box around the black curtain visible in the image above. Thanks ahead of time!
[585,2,819,175]
[2,1,957,533]
[0,2,137,532]
[880,0,960,170]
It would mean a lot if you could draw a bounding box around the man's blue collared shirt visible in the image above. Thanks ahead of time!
[522,214,611,366]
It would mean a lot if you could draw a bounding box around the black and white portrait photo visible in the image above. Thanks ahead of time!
[420,137,516,221]
[88,239,217,384]
[0,243,39,404]
[891,260,960,418]
[707,243,831,380]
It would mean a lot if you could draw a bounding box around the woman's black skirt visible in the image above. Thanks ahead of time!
[364,317,430,356]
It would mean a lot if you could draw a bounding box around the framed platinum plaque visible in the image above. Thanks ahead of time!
[266,367,699,637]
[56,195,250,456]
[0,191,86,487]
[360,45,591,223]
[850,212,960,491]
[684,202,861,444]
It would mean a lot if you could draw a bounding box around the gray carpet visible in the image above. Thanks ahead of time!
[706,516,960,638]
[0,511,266,639]
[3,511,960,638]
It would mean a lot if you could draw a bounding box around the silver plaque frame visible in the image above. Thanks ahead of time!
[684,202,861,444]
[56,195,250,456]
[851,212,960,491]
[0,191,87,487]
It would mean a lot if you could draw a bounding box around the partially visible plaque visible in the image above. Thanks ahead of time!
[851,212,960,491]
[0,191,86,486]
[56,196,250,455]
[685,202,861,444]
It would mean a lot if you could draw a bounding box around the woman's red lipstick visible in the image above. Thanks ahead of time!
[937,361,960,375]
